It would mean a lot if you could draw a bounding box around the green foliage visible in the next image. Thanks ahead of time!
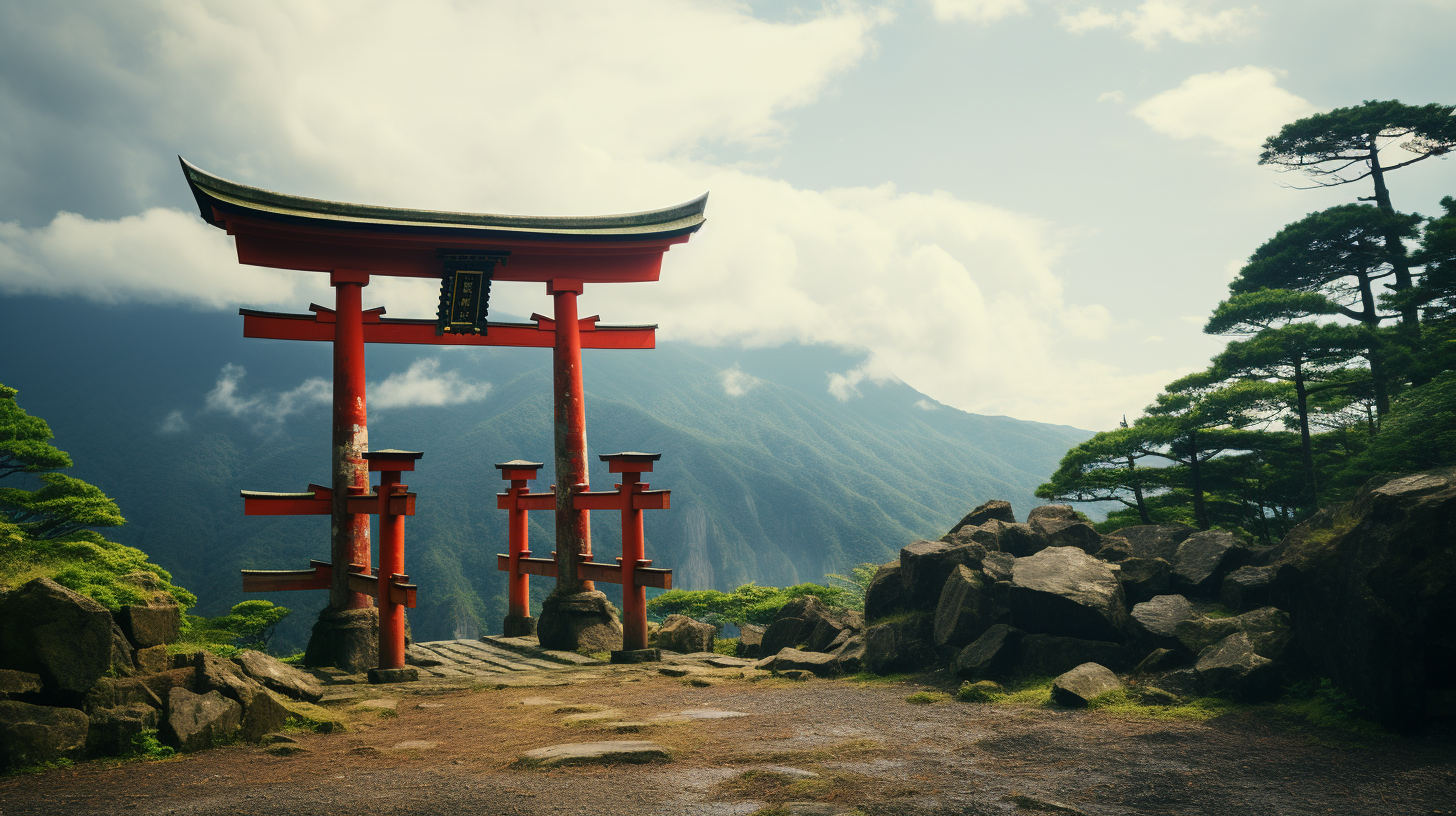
[1348,371,1456,474]
[904,690,950,705]
[1274,678,1384,737]
[1086,688,1238,722]
[176,600,291,656]
[822,563,877,612]
[0,521,196,611]
[1259,100,1456,190]
[713,637,739,656]
[0,473,124,540]
[647,581,849,627]
[128,729,176,760]
[0,384,73,479]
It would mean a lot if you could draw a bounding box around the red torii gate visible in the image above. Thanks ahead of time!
[182,158,706,673]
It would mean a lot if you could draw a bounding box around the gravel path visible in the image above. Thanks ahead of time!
[3,652,1453,815]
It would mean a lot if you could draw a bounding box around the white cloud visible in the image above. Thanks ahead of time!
[369,359,490,409]
[1132,66,1317,155]
[928,0,1030,24]
[1060,1,1258,48]
[158,410,189,434]
[0,209,330,308]
[719,364,763,397]
[914,398,940,410]
[205,364,330,424]
[0,1,1168,428]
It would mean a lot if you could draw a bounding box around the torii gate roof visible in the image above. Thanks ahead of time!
[181,158,707,282]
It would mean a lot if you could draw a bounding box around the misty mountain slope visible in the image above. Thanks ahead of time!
[0,296,1090,646]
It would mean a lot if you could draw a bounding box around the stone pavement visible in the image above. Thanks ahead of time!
[404,636,604,679]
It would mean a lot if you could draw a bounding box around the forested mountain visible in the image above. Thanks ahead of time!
[0,296,1089,650]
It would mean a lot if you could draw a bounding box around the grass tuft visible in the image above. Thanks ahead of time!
[1086,688,1237,722]
[905,690,951,705]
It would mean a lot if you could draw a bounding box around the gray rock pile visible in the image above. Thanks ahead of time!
[0,576,322,770]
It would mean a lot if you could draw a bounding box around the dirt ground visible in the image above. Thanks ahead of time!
[3,667,1454,816]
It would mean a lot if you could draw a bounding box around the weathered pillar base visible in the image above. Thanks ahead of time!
[536,591,623,652]
[367,666,418,684]
[502,614,537,638]
[303,607,378,673]
[610,648,661,664]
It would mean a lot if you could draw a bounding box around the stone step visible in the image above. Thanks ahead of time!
[425,641,535,672]
[483,635,607,666]
[452,639,561,671]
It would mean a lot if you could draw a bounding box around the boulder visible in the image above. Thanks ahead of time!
[900,540,989,611]
[736,624,765,659]
[1269,468,1456,728]
[194,652,288,742]
[1172,530,1248,595]
[1094,537,1133,562]
[536,591,623,653]
[932,565,988,649]
[953,624,1024,681]
[83,675,167,714]
[163,687,240,751]
[1194,633,1275,701]
[0,577,114,696]
[832,635,866,675]
[1110,525,1196,562]
[989,521,1046,558]
[1133,648,1184,675]
[1008,547,1129,642]
[86,703,158,756]
[232,650,324,703]
[1017,634,1132,676]
[1031,517,1102,554]
[109,621,136,676]
[135,645,170,675]
[1220,566,1275,611]
[760,596,861,655]
[861,615,936,675]
[1027,505,1079,523]
[1130,595,1194,650]
[1116,557,1173,604]
[119,596,182,648]
[1050,663,1122,707]
[981,552,1016,583]
[863,563,908,622]
[1174,607,1290,660]
[654,615,716,655]
[756,648,840,678]
[303,606,380,673]
[0,669,43,700]
[946,499,1016,535]
[0,700,89,770]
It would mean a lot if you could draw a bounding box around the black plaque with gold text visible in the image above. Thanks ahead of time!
[435,251,508,335]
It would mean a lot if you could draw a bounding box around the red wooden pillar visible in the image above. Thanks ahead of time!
[612,456,653,652]
[330,270,372,610]
[365,450,420,673]
[549,279,593,594]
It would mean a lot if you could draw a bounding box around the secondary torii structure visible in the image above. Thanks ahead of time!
[182,158,706,668]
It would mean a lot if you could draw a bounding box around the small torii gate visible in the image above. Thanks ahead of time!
[182,159,706,675]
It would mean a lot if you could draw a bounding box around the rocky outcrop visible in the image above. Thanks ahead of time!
[754,648,840,677]
[736,624,764,659]
[760,596,861,655]
[1174,607,1290,659]
[862,615,936,674]
[1030,517,1102,554]
[900,541,989,611]
[1194,633,1275,701]
[864,563,908,622]
[164,688,240,751]
[1221,566,1275,612]
[946,499,1016,536]
[194,652,289,742]
[0,578,115,697]
[1130,595,1194,650]
[1027,505,1079,523]
[1009,547,1128,642]
[1017,634,1132,676]
[0,669,43,700]
[117,573,182,648]
[1108,525,1196,562]
[233,650,324,704]
[932,565,988,649]
[1267,470,1456,727]
[653,615,715,654]
[0,700,89,770]
[1051,663,1121,707]
[1172,530,1247,594]
[953,624,1023,681]
[86,703,158,756]
[1116,558,1173,604]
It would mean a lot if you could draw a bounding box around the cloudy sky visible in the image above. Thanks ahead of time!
[1,0,1452,429]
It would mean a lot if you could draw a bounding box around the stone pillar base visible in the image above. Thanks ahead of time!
[610,648,661,664]
[502,614,537,638]
[367,667,418,684]
[303,607,378,673]
[536,591,623,652]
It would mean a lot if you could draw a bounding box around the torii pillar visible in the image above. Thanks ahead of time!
[535,279,624,652]
[302,269,379,671]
